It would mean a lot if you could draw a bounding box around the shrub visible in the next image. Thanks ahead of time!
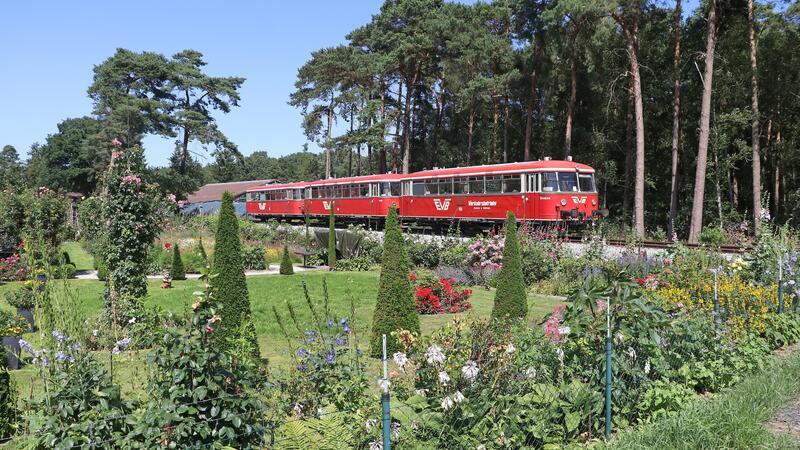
[4,288,36,309]
[520,241,557,284]
[0,190,24,250]
[280,244,294,275]
[241,244,266,270]
[370,206,420,357]
[130,292,266,448]
[0,367,17,440]
[435,265,471,285]
[466,233,504,270]
[406,238,444,268]
[440,243,468,267]
[23,187,68,251]
[0,254,26,282]
[411,272,472,314]
[491,213,527,320]
[211,192,260,358]
[331,256,373,272]
[170,244,186,280]
[328,204,337,268]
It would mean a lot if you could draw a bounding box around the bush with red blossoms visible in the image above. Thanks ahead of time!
[411,272,473,314]
[0,253,26,281]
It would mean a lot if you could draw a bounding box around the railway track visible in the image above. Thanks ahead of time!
[563,236,750,254]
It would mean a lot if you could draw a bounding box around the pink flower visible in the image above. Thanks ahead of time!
[111,151,121,159]
[167,194,177,203]
[121,175,142,184]
[177,200,186,208]
[111,138,123,148]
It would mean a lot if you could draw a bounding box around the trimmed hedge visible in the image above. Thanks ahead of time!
[370,206,420,357]
[170,244,186,280]
[211,192,260,358]
[491,212,528,320]
[279,244,294,275]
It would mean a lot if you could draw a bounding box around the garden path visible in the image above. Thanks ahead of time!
[73,264,325,280]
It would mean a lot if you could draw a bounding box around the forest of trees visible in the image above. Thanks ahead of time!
[2,0,799,242]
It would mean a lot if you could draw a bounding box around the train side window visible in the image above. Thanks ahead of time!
[360,184,369,197]
[439,178,453,194]
[542,172,558,192]
[502,175,521,193]
[453,178,468,194]
[286,190,293,200]
[527,174,538,192]
[390,182,400,196]
[412,181,426,196]
[558,172,579,192]
[579,174,595,192]
[468,176,484,194]
[424,179,438,196]
[485,176,502,194]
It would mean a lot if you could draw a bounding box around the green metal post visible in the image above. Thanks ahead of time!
[381,335,392,450]
[605,297,612,439]
[712,268,720,324]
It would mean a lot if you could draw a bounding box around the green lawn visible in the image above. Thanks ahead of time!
[2,271,563,398]
[60,241,94,271]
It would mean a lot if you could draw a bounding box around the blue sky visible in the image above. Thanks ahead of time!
[0,1,700,168]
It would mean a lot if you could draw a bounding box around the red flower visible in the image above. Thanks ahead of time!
[409,273,416,282]
[164,242,172,251]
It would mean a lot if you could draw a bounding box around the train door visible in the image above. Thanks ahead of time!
[526,173,538,220]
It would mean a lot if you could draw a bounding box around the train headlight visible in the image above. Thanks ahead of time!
[592,199,597,206]
[560,199,567,207]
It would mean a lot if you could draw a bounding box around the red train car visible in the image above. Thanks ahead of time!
[245,159,603,223]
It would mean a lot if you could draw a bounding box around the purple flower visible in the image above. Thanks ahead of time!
[55,351,68,362]
[335,337,347,346]
[326,348,336,364]
[343,324,351,334]
[297,363,307,371]
[112,337,132,354]
[52,330,65,346]
[297,348,309,358]
[327,319,334,327]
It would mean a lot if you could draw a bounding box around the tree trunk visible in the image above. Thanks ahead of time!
[348,108,354,178]
[378,85,387,174]
[774,127,781,219]
[524,39,542,161]
[491,95,500,163]
[402,67,420,174]
[325,101,333,179]
[564,39,577,159]
[688,0,718,244]
[503,95,509,163]
[467,108,475,166]
[393,80,404,173]
[747,0,762,230]
[668,0,683,241]
[620,15,646,238]
[622,88,634,221]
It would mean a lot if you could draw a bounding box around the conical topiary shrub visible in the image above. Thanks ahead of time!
[491,212,528,320]
[328,203,336,269]
[197,237,208,265]
[211,192,260,358]
[279,244,294,275]
[170,243,186,281]
[370,206,420,357]
[492,212,528,319]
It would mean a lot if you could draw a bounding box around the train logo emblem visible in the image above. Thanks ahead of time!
[571,196,587,205]
[258,202,267,210]
[434,198,452,211]
[322,201,332,210]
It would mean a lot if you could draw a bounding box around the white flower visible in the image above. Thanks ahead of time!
[524,367,537,379]
[391,422,401,440]
[644,360,651,375]
[292,403,303,416]
[628,347,637,359]
[438,371,451,386]
[365,418,377,433]
[92,329,99,337]
[506,343,516,354]
[425,344,446,365]
[441,396,455,411]
[462,360,479,382]
[557,326,571,337]
[192,291,204,296]
[128,317,137,324]
[414,389,428,397]
[369,440,383,450]
[453,391,466,404]
[477,445,487,450]
[556,348,565,364]
[377,378,391,392]
[393,352,408,369]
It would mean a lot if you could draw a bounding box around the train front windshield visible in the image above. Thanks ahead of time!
[540,172,596,192]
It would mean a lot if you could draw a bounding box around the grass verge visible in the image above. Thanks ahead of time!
[606,350,800,449]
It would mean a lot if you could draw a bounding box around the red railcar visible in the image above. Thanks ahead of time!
[245,159,603,223]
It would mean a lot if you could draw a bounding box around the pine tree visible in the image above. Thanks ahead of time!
[328,203,337,268]
[211,192,260,358]
[170,243,186,280]
[491,212,528,320]
[370,206,419,357]
[279,244,294,275]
